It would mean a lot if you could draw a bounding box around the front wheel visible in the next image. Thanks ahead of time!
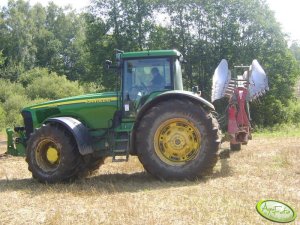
[230,143,241,151]
[26,124,81,183]
[78,155,106,177]
[136,99,221,180]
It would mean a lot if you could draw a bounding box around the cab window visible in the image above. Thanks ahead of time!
[123,58,172,101]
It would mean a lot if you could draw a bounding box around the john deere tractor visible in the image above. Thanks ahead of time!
[6,50,221,183]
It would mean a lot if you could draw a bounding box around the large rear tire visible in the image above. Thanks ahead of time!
[26,124,81,183]
[136,99,221,180]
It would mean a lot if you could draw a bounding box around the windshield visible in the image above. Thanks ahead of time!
[123,58,172,102]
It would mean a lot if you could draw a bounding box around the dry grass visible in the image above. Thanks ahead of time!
[0,136,299,225]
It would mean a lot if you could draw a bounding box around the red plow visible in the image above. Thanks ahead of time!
[212,59,269,151]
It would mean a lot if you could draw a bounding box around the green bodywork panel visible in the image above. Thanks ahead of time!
[24,92,119,129]
[120,50,182,59]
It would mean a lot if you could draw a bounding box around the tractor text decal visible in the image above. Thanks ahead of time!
[31,97,118,109]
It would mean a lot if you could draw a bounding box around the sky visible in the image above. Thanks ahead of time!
[265,0,300,42]
[0,0,299,41]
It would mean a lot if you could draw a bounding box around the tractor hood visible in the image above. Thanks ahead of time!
[24,92,118,110]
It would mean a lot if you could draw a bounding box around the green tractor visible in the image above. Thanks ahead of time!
[6,50,221,183]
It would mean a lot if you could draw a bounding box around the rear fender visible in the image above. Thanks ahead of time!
[45,117,93,155]
[130,90,215,155]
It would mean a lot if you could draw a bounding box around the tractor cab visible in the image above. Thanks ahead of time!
[117,50,184,117]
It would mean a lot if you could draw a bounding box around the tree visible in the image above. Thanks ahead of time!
[0,0,36,79]
[0,0,89,81]
[290,41,300,63]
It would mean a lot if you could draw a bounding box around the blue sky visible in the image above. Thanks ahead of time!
[1,0,299,41]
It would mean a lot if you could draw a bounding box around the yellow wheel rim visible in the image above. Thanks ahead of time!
[154,118,201,166]
[35,139,60,172]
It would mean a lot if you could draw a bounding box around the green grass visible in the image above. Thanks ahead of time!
[253,123,300,137]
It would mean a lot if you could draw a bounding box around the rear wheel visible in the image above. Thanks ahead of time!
[136,99,221,180]
[26,124,81,183]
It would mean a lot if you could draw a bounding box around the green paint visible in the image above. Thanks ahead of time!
[6,128,26,156]
[6,128,17,155]
[121,49,182,59]
[256,199,297,223]
[24,92,119,130]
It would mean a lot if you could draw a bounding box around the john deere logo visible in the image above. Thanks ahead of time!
[256,199,297,223]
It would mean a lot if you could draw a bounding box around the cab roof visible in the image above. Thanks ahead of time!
[121,49,182,59]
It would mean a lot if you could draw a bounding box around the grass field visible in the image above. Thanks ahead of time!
[0,134,299,225]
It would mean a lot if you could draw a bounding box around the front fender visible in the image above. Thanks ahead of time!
[45,117,93,155]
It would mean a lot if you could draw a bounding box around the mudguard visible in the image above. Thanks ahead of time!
[46,117,93,155]
[136,90,214,121]
[130,90,215,155]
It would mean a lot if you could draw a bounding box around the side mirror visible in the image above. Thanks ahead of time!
[192,85,199,93]
[105,60,112,69]
[192,85,201,96]
[179,55,187,64]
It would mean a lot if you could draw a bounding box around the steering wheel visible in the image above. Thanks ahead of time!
[129,82,150,99]
[140,82,150,92]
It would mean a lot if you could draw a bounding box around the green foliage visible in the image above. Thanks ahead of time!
[0,79,26,103]
[0,51,5,67]
[251,96,288,126]
[0,63,25,81]
[26,72,84,100]
[0,79,26,128]
[0,104,6,129]
[290,41,300,63]
[286,100,300,124]
[18,67,50,87]
[254,123,300,138]
[80,82,105,93]
[3,94,29,126]
[251,98,300,127]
